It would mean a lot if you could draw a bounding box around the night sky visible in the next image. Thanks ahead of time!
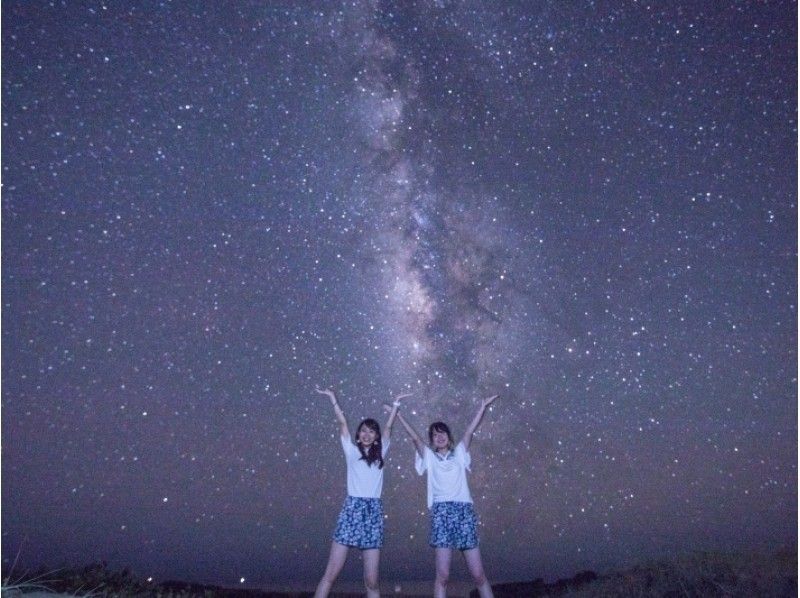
[2,0,797,589]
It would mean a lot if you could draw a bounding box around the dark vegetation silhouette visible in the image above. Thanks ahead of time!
[2,548,795,597]
[470,547,796,597]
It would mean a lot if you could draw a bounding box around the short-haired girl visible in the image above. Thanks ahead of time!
[313,387,409,598]
[391,395,499,598]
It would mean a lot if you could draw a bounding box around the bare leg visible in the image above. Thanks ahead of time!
[362,548,381,598]
[314,541,349,598]
[434,547,452,598]
[463,547,494,598]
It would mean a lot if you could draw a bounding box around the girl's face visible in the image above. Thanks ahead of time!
[431,429,450,451]
[358,425,378,447]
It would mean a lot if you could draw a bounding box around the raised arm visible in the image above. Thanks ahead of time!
[316,386,349,438]
[384,393,412,440]
[385,406,426,459]
[462,394,499,451]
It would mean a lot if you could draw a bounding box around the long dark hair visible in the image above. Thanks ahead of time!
[428,421,455,451]
[356,418,384,469]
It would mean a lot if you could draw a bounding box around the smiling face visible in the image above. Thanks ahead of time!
[356,419,381,450]
[431,429,450,450]
[428,422,454,453]
[357,423,378,447]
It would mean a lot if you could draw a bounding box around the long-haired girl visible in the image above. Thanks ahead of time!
[313,386,409,598]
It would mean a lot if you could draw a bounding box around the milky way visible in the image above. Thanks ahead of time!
[2,0,796,588]
[330,2,529,408]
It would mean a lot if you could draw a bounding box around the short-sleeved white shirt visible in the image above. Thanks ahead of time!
[414,441,473,508]
[341,435,390,498]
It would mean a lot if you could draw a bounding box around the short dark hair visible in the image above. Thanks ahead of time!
[428,421,454,450]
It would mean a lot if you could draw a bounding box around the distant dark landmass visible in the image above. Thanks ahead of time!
[3,547,796,597]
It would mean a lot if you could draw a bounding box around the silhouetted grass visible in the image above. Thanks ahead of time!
[3,548,795,597]
[478,547,797,597]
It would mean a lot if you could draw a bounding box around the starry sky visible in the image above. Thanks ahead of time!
[2,0,797,589]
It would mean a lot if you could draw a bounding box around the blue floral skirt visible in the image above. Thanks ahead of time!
[332,496,384,549]
[429,501,478,550]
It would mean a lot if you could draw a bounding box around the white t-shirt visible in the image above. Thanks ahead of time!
[341,435,390,499]
[415,441,473,508]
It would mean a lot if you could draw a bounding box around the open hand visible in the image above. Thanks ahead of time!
[392,393,412,406]
[315,386,336,402]
[482,394,499,408]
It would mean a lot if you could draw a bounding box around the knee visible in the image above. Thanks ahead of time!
[471,569,487,587]
[470,567,486,587]
[364,573,379,592]
[321,565,340,585]
[435,572,449,588]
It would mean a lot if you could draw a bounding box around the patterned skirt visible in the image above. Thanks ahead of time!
[429,501,478,550]
[332,496,384,549]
